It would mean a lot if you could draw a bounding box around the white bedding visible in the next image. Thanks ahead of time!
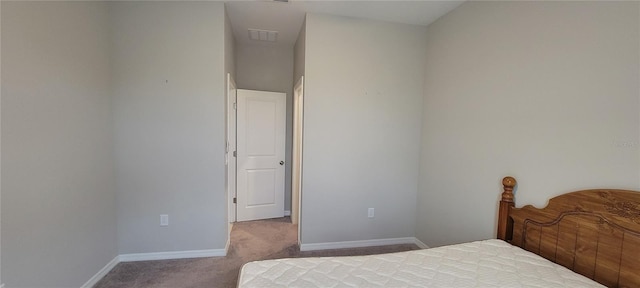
[237,239,604,288]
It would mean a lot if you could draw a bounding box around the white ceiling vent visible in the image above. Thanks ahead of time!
[248,29,278,42]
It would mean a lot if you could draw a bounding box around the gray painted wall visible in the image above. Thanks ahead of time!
[301,13,426,244]
[111,1,228,253]
[235,44,294,212]
[225,10,237,83]
[416,1,640,248]
[294,19,306,85]
[1,2,117,286]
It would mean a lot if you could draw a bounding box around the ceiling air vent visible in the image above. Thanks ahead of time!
[248,29,278,42]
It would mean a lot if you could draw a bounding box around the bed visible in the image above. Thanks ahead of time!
[238,177,640,287]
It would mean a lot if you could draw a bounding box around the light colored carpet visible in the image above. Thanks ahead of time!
[94,217,419,288]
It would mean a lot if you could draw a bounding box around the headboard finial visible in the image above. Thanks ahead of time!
[498,176,516,240]
[502,176,516,202]
[503,176,516,189]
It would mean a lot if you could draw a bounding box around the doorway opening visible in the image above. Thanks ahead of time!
[226,74,304,249]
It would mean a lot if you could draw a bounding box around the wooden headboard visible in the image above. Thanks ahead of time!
[497,176,640,288]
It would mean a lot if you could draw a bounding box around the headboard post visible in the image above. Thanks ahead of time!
[497,176,516,241]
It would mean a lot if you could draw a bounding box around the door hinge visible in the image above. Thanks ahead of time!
[233,151,237,157]
[233,197,237,204]
[233,102,237,110]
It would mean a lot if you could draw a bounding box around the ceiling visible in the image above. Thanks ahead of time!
[225,0,465,47]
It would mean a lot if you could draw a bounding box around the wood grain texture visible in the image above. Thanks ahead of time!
[497,176,516,240]
[498,176,640,288]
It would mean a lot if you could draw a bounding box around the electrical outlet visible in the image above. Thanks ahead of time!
[160,214,169,226]
[368,208,375,218]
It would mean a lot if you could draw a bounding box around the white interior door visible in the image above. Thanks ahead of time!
[237,89,286,221]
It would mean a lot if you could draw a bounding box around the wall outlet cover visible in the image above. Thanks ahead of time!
[160,214,169,226]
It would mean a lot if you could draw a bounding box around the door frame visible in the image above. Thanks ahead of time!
[292,76,304,245]
[227,73,237,224]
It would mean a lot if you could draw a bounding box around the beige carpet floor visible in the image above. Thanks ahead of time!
[94,217,419,288]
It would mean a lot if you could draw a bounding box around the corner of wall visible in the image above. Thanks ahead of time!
[80,256,120,288]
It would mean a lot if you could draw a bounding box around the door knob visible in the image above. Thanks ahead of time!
[279,161,284,165]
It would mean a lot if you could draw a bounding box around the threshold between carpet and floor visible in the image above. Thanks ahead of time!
[94,217,420,288]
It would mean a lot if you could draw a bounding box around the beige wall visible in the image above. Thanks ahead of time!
[111,1,228,253]
[236,43,295,211]
[301,13,427,244]
[416,1,640,247]
[1,2,117,286]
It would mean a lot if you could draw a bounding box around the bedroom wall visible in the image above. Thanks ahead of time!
[416,1,640,247]
[111,1,228,254]
[225,9,236,83]
[1,2,117,286]
[294,19,306,85]
[235,43,294,212]
[301,13,426,244]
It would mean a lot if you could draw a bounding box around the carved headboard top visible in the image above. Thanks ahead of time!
[516,189,640,232]
[497,177,640,287]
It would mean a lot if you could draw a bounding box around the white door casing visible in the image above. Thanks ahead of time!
[227,73,237,223]
[292,76,304,228]
[237,89,286,221]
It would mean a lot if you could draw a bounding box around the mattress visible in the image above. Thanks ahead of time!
[237,239,605,288]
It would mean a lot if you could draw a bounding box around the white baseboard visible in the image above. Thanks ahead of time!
[300,237,420,251]
[284,210,291,216]
[413,237,430,249]
[119,248,226,262]
[81,256,120,288]
[80,237,422,287]
[225,237,231,255]
[81,248,227,287]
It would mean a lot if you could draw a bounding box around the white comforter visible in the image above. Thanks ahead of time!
[237,239,604,287]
